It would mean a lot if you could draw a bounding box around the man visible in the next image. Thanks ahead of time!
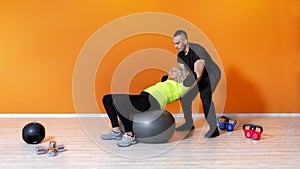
[172,30,221,138]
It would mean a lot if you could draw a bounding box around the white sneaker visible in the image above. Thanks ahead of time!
[101,130,122,140]
[117,133,137,147]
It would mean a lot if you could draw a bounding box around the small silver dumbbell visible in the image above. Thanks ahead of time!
[49,141,57,149]
[48,147,57,157]
[55,145,65,153]
[35,146,48,155]
[49,140,65,152]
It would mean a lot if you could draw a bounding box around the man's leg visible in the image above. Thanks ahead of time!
[199,81,219,138]
[176,86,199,131]
[209,66,221,93]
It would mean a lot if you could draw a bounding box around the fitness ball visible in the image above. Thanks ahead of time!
[132,110,175,143]
[22,122,45,144]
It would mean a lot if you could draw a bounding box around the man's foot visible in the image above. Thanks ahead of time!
[175,123,195,131]
[204,126,220,138]
[117,133,137,147]
[101,130,122,140]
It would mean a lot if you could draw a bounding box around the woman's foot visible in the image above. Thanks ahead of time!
[117,133,137,147]
[101,130,122,140]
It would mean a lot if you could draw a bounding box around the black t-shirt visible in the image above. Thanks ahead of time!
[177,48,209,82]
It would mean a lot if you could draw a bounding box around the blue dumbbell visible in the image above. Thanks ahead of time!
[226,117,237,131]
[217,116,229,130]
[217,116,237,132]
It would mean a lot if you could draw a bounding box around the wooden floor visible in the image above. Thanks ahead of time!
[0,116,299,169]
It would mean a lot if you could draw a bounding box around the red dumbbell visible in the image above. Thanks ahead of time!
[243,124,255,138]
[252,125,263,140]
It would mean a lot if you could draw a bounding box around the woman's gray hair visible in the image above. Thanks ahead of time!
[173,67,188,83]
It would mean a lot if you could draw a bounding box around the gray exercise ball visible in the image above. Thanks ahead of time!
[132,110,175,143]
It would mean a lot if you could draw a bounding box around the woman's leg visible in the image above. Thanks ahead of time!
[112,92,160,133]
[113,92,161,147]
[102,94,132,140]
[102,94,128,131]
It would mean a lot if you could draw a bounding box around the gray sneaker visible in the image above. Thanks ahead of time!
[117,133,137,147]
[101,130,122,140]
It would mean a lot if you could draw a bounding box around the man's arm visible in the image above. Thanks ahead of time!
[182,59,205,87]
[180,59,205,98]
[194,59,205,81]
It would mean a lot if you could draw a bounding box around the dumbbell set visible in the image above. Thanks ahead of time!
[243,124,264,140]
[217,116,237,132]
[35,141,65,157]
[217,116,264,140]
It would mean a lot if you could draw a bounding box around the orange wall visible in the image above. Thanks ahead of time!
[0,0,299,113]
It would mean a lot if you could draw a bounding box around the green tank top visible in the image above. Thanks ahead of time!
[143,80,189,109]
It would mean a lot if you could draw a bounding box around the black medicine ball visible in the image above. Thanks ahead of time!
[22,122,45,144]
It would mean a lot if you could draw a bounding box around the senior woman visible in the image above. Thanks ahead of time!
[101,66,190,147]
